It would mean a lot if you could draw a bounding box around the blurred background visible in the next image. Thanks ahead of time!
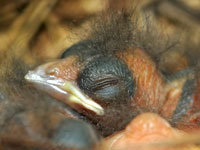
[0,0,199,73]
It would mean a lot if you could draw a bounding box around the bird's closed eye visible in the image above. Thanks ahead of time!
[88,77,119,92]
[77,56,135,104]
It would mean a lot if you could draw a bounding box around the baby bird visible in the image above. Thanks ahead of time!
[25,10,200,136]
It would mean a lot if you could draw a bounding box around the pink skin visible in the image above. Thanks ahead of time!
[101,113,189,150]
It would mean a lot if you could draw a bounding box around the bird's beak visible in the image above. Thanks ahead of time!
[25,59,104,116]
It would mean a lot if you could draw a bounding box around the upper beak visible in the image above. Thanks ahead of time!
[24,61,104,116]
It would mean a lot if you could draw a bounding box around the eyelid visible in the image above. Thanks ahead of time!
[90,77,119,92]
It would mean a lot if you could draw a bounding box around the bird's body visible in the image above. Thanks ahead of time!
[0,1,200,149]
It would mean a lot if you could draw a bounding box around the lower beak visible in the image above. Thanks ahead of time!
[24,63,104,116]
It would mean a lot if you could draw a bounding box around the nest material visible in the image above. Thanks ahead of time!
[0,0,199,67]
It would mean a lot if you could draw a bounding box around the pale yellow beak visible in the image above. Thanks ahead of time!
[25,63,104,116]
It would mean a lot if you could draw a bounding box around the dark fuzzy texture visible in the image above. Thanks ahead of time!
[67,8,200,135]
[90,10,135,55]
[83,8,200,76]
[1,5,200,139]
[0,55,55,129]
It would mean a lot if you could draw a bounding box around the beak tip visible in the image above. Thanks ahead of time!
[94,105,105,116]
[99,110,105,116]
[24,71,32,81]
[24,71,39,83]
